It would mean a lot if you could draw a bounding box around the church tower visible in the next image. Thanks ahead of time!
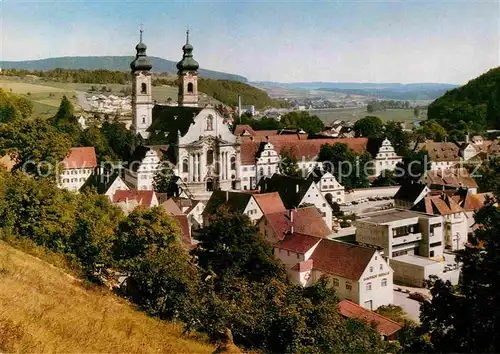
[176,30,199,107]
[130,29,153,138]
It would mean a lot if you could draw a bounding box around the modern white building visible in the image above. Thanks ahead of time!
[59,147,97,192]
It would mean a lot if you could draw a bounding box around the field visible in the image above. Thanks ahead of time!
[0,240,214,353]
[309,107,426,125]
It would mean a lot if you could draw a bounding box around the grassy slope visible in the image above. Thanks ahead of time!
[0,241,214,353]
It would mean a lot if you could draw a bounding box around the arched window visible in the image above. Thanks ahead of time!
[182,159,188,173]
[141,83,147,94]
[187,82,194,93]
[207,150,214,165]
[206,115,213,131]
[230,156,236,170]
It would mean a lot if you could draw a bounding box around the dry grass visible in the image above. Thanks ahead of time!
[0,241,214,353]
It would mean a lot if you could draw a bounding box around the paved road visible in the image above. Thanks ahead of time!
[393,290,422,323]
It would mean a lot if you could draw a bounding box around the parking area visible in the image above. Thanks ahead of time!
[393,289,423,323]
[341,198,394,215]
[440,252,461,285]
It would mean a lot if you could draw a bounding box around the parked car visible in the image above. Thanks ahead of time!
[409,292,430,303]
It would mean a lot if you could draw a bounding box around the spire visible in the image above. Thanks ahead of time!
[176,29,199,73]
[130,25,152,72]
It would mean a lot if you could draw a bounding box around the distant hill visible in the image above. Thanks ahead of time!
[1,56,248,82]
[428,66,500,130]
[253,81,458,101]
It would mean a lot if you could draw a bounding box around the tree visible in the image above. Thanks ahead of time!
[367,103,374,113]
[318,143,371,189]
[0,89,33,123]
[416,119,448,142]
[280,111,325,134]
[101,121,136,161]
[372,170,397,187]
[395,150,429,185]
[0,118,72,179]
[353,116,384,138]
[384,120,411,156]
[51,95,81,142]
[79,126,116,162]
[152,159,178,196]
[413,107,421,118]
[114,207,181,265]
[192,208,287,284]
[279,146,300,177]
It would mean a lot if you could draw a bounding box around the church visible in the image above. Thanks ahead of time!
[125,30,241,200]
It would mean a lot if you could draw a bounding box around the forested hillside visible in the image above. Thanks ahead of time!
[427,67,500,132]
[198,78,289,109]
[1,56,248,82]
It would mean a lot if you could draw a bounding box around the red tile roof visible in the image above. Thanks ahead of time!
[417,142,460,162]
[252,192,286,215]
[291,259,314,272]
[310,240,375,280]
[161,198,183,215]
[240,138,368,165]
[172,214,193,249]
[62,147,97,169]
[113,190,156,207]
[423,168,478,189]
[412,193,464,215]
[337,300,402,337]
[278,233,321,254]
[233,124,256,136]
[264,207,331,241]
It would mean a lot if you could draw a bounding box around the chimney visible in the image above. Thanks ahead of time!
[238,95,242,118]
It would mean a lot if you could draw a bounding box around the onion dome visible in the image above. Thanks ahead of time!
[130,29,152,72]
[176,30,199,73]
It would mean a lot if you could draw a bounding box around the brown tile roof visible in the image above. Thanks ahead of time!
[233,124,256,136]
[418,142,460,162]
[264,207,331,241]
[252,192,286,215]
[291,259,314,272]
[277,233,321,254]
[337,300,402,337]
[240,133,309,144]
[310,240,375,280]
[172,214,193,249]
[161,198,183,215]
[113,190,156,207]
[412,194,464,215]
[62,147,97,169]
[240,138,368,165]
[423,168,478,189]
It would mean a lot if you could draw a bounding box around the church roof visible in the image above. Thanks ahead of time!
[149,105,203,135]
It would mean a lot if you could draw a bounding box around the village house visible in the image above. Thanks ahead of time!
[258,174,333,230]
[112,189,159,214]
[419,167,478,194]
[272,233,393,310]
[81,171,129,200]
[417,141,460,170]
[59,147,98,192]
[202,190,264,226]
[307,169,345,204]
[394,183,431,209]
[367,138,403,177]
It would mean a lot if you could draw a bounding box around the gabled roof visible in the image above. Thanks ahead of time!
[113,190,157,207]
[310,239,376,280]
[337,300,402,337]
[417,142,460,162]
[252,192,286,215]
[263,206,332,241]
[203,190,254,216]
[161,198,183,215]
[233,124,256,136]
[412,193,464,215]
[258,174,316,209]
[422,168,478,189]
[128,145,169,172]
[62,147,97,169]
[80,171,126,194]
[277,232,321,254]
[394,183,429,203]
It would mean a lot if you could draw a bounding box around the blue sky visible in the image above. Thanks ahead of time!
[1,0,499,83]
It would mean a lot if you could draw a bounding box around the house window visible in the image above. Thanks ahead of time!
[230,156,236,170]
[366,282,372,291]
[380,264,383,270]
[370,266,373,273]
[182,159,188,173]
[332,278,339,287]
[381,278,387,287]
[345,281,352,290]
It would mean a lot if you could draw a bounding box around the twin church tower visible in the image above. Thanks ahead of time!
[129,30,199,138]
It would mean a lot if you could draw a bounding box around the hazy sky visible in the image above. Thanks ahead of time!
[1,0,499,83]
